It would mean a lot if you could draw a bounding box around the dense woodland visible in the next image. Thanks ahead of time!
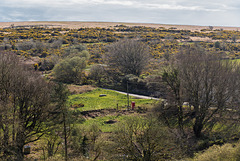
[0,24,240,160]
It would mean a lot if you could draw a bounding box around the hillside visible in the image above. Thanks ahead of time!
[0,21,239,31]
[1,21,240,160]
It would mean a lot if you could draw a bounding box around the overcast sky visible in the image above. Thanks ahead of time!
[0,0,239,26]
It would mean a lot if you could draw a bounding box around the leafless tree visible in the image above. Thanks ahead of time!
[104,38,150,76]
[232,35,238,43]
[209,26,214,31]
[0,51,54,160]
[161,45,240,138]
[106,116,176,160]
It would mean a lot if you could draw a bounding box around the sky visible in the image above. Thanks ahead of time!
[0,0,239,27]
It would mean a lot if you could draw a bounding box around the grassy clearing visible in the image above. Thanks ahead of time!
[230,58,240,63]
[68,88,157,111]
[78,114,134,132]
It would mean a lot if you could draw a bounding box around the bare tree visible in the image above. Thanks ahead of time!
[232,35,238,43]
[209,26,214,31]
[161,45,240,138]
[106,116,176,160]
[104,38,150,76]
[0,51,54,160]
[162,65,184,134]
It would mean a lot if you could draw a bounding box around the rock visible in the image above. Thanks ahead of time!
[104,120,117,124]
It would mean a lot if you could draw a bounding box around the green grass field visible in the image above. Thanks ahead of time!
[68,88,157,111]
[78,114,133,132]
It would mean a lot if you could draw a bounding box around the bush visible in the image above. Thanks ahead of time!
[192,143,240,161]
[69,123,103,160]
[53,56,87,84]
[63,44,87,57]
[16,41,35,51]
[121,74,148,93]
[89,64,106,85]
[39,56,59,71]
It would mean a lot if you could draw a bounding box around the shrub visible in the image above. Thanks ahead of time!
[63,44,87,57]
[39,56,59,71]
[192,143,240,161]
[16,41,35,51]
[89,64,106,85]
[69,123,102,160]
[53,56,87,84]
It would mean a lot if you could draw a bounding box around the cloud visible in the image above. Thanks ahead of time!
[1,0,234,11]
[0,0,239,26]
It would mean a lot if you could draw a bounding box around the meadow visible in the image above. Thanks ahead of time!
[68,88,157,111]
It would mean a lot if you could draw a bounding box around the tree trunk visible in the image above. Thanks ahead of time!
[3,126,9,156]
[193,118,203,138]
[12,96,16,142]
[178,105,184,135]
[15,144,24,161]
[143,150,151,161]
[63,112,68,161]
[15,130,25,161]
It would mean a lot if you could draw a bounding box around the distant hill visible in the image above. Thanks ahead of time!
[0,21,239,31]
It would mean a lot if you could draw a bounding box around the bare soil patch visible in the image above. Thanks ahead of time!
[80,108,147,119]
[188,36,214,42]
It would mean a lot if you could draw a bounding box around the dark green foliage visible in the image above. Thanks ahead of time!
[39,57,58,71]
[214,41,221,49]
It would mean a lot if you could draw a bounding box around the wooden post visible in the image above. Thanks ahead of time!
[127,81,130,108]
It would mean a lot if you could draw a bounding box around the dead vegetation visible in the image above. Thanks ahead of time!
[68,85,96,94]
